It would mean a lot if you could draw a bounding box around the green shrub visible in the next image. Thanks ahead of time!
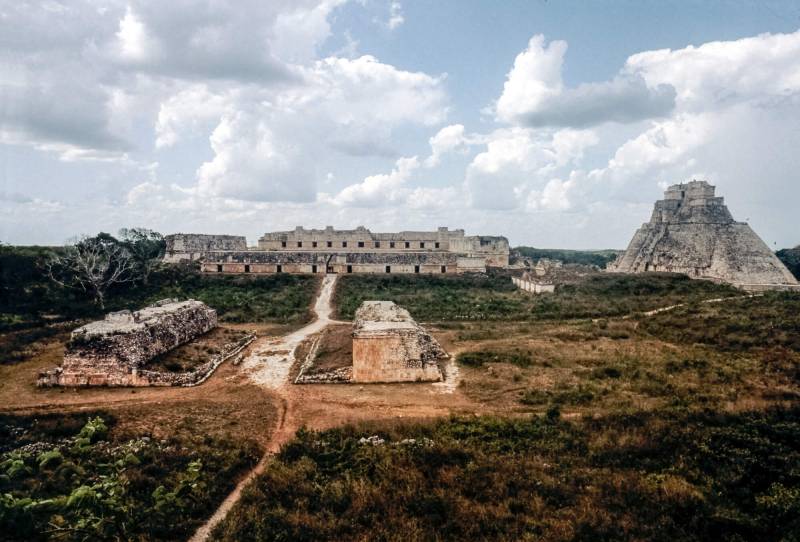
[334,272,738,322]
[640,292,800,352]
[215,408,800,541]
[457,349,533,368]
[514,246,620,268]
[0,412,259,541]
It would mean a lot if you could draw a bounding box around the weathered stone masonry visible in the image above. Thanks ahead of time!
[164,226,510,274]
[163,234,247,263]
[351,301,447,383]
[609,180,799,290]
[38,299,218,387]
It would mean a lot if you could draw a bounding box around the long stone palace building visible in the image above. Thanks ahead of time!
[164,226,510,274]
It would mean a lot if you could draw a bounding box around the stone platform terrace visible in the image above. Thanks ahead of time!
[351,301,446,383]
[38,299,218,387]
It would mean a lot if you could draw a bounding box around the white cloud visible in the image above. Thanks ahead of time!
[272,0,346,63]
[388,2,405,30]
[495,35,566,123]
[196,112,316,202]
[181,53,447,202]
[527,177,577,212]
[4,5,800,251]
[601,114,711,178]
[464,127,598,210]
[154,85,230,148]
[109,1,297,82]
[408,186,460,209]
[116,6,156,63]
[425,124,468,167]
[331,156,419,206]
[625,30,800,110]
[495,35,675,127]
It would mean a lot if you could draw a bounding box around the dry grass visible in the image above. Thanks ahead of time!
[308,324,353,373]
[148,326,252,372]
[440,308,800,417]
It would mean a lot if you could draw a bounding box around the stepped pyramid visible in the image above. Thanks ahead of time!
[609,180,799,290]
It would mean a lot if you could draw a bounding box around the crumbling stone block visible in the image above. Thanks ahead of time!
[352,301,446,383]
[37,299,218,387]
[609,180,799,290]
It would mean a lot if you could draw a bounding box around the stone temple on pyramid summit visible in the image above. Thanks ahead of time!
[608,180,799,291]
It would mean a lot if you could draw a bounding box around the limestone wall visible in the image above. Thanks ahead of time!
[512,276,555,294]
[163,226,508,272]
[449,235,510,267]
[164,234,247,262]
[199,250,460,274]
[255,226,510,267]
[258,226,462,251]
[351,301,446,383]
[38,299,218,387]
[610,180,798,288]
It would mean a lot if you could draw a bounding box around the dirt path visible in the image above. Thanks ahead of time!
[240,275,339,388]
[190,275,339,542]
[615,293,763,320]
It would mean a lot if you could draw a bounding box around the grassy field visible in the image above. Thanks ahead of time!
[0,411,260,542]
[639,291,800,352]
[210,275,800,542]
[333,272,738,321]
[213,408,800,541]
[441,291,800,415]
[3,256,799,541]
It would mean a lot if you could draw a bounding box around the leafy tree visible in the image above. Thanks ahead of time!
[513,246,620,268]
[118,228,166,285]
[44,235,134,310]
[776,246,800,280]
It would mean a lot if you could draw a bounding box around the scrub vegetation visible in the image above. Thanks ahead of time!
[0,242,318,334]
[0,412,259,542]
[214,408,800,542]
[334,272,737,321]
[3,238,799,541]
[514,246,621,268]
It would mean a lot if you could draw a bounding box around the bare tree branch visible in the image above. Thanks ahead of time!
[45,235,134,310]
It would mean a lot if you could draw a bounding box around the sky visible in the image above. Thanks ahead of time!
[1,0,800,249]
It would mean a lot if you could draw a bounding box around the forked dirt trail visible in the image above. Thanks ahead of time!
[191,274,472,541]
[190,275,339,542]
[239,274,339,388]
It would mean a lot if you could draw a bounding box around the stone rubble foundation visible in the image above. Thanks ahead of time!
[36,299,239,387]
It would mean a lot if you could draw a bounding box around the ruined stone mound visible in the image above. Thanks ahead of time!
[352,301,446,383]
[38,299,217,387]
[609,180,799,290]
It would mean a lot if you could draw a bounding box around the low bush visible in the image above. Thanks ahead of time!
[640,292,800,352]
[457,349,533,368]
[0,412,259,541]
[214,407,800,541]
[514,246,620,268]
[334,272,737,322]
[0,246,319,329]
